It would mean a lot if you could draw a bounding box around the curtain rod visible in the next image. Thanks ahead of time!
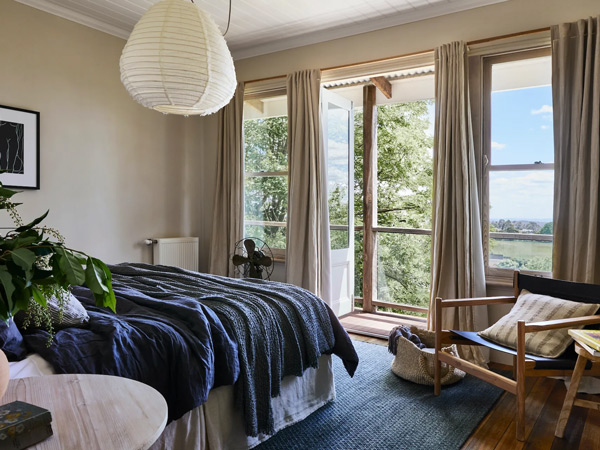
[244,26,551,85]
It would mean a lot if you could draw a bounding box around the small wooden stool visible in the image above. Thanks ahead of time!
[555,343,600,438]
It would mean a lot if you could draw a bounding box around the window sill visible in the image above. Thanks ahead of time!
[486,270,552,289]
[486,276,513,288]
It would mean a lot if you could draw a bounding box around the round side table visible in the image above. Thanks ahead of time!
[2,374,168,450]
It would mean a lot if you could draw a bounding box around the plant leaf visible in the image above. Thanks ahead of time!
[93,258,116,313]
[0,271,15,312]
[31,285,47,307]
[0,187,18,199]
[85,257,109,294]
[14,210,49,233]
[11,279,31,313]
[50,254,67,285]
[10,248,36,278]
[57,249,85,285]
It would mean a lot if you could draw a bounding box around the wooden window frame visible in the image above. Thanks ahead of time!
[480,47,553,281]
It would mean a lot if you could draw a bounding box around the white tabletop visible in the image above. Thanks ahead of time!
[3,374,168,450]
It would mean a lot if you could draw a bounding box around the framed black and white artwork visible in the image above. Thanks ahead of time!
[0,105,40,189]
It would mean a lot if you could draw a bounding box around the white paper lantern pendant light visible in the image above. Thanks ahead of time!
[120,0,237,116]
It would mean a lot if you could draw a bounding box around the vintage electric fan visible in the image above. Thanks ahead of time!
[231,238,274,280]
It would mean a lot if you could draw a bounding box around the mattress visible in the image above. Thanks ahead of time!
[9,353,335,450]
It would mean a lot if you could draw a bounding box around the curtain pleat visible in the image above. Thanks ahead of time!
[209,82,245,277]
[285,70,332,304]
[429,42,488,366]
[552,16,600,283]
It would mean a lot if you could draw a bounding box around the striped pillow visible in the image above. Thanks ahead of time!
[48,293,89,328]
[478,289,599,358]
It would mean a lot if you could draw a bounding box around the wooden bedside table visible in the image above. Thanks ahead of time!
[2,374,168,450]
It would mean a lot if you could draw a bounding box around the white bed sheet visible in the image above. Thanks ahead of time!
[10,354,335,450]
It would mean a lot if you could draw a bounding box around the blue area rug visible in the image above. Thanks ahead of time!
[256,340,503,450]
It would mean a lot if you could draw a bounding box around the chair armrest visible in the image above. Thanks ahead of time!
[440,296,517,308]
[523,315,600,333]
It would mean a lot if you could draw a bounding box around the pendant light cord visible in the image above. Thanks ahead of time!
[223,0,232,36]
[190,0,232,36]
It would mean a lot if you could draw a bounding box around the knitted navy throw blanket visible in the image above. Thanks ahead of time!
[109,263,357,437]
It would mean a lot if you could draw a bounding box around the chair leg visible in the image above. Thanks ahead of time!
[555,354,587,438]
[434,297,442,396]
[516,321,526,441]
[516,379,525,441]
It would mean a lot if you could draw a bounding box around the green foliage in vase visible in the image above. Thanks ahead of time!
[0,181,116,334]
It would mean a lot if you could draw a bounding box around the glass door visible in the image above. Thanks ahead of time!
[322,88,354,316]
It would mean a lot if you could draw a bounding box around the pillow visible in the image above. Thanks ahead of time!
[16,292,89,330]
[478,289,600,358]
[0,320,27,361]
[47,293,90,328]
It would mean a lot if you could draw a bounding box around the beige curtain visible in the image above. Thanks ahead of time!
[209,82,245,277]
[429,42,487,366]
[552,17,600,284]
[285,69,332,304]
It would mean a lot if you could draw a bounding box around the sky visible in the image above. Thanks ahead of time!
[322,82,555,225]
[489,86,554,222]
[422,87,554,223]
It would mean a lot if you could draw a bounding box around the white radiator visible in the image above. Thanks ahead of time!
[147,237,199,271]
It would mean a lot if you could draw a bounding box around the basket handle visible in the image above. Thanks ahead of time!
[420,348,455,382]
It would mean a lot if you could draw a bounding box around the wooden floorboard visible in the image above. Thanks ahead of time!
[345,324,600,449]
[341,310,426,338]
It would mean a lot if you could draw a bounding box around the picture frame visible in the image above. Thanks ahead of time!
[0,105,40,189]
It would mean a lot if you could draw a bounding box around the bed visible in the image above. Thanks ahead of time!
[8,263,359,449]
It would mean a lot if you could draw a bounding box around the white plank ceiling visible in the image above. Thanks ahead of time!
[16,0,507,59]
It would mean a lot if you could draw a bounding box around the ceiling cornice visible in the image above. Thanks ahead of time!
[231,0,508,60]
[16,0,508,60]
[16,0,131,39]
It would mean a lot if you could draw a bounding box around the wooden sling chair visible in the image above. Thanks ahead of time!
[433,271,600,441]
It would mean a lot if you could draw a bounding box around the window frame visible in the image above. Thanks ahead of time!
[354,82,435,316]
[242,97,289,259]
[481,47,554,280]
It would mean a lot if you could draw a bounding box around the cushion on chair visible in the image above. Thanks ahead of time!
[478,289,599,358]
[452,330,592,370]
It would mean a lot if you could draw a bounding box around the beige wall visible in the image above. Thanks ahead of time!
[0,0,203,264]
[181,115,217,272]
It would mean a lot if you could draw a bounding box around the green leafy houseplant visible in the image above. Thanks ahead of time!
[0,181,116,335]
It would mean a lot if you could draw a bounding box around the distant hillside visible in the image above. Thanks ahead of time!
[491,219,553,234]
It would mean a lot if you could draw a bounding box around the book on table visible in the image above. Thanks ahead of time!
[0,401,53,450]
[574,339,600,357]
[568,329,600,354]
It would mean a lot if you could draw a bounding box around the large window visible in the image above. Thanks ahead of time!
[243,96,288,254]
[484,49,553,277]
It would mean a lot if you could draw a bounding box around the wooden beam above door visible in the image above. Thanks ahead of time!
[370,76,392,99]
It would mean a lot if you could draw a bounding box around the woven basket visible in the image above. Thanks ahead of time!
[391,326,466,386]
